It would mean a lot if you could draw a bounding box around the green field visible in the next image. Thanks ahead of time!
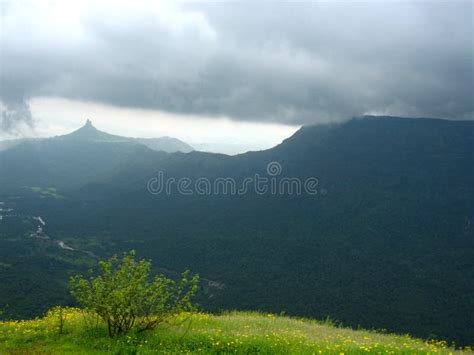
[0,308,467,354]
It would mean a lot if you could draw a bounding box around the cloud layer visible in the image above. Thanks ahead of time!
[0,0,472,129]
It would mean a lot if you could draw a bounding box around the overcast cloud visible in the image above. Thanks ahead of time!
[0,0,472,131]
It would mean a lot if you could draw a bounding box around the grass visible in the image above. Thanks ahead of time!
[0,308,469,354]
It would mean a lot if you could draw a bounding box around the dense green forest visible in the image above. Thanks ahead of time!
[1,116,473,346]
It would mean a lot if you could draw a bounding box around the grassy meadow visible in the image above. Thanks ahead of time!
[0,308,469,354]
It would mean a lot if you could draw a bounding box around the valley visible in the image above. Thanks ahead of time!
[1,116,473,346]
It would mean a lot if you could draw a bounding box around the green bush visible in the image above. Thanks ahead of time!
[69,251,199,337]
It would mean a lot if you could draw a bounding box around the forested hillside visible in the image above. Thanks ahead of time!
[1,116,473,346]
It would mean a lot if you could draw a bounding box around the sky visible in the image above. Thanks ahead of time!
[0,0,472,153]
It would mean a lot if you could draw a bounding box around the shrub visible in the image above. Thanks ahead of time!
[69,251,199,337]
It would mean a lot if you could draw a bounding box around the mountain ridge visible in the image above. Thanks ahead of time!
[0,119,194,153]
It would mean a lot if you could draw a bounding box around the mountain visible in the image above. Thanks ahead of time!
[0,119,193,153]
[0,120,192,190]
[0,138,41,152]
[0,116,473,346]
[58,119,193,153]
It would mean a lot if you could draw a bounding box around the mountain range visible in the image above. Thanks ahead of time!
[0,119,193,153]
[0,120,193,189]
[0,116,473,346]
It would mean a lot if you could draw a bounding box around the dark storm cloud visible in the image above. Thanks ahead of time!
[0,1,472,127]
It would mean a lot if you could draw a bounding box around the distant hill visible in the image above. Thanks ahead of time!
[58,119,194,153]
[0,120,192,189]
[0,119,193,153]
[0,116,473,346]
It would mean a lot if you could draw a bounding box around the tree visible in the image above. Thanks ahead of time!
[69,251,199,337]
